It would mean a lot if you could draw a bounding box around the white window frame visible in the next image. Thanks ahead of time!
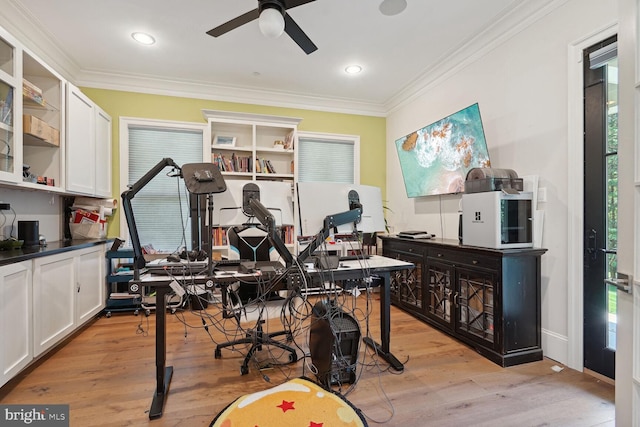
[296,131,360,184]
[119,117,207,249]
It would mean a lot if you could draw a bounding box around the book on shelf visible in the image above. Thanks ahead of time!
[263,159,276,173]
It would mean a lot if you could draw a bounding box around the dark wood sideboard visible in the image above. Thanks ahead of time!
[380,236,547,367]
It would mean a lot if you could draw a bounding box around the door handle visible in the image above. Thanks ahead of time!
[604,272,633,294]
[586,229,597,260]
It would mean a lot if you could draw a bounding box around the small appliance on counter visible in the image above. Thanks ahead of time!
[462,168,533,249]
[18,220,40,247]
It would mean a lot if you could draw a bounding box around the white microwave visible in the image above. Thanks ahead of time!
[462,191,533,249]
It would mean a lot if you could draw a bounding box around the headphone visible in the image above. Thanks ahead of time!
[179,249,207,262]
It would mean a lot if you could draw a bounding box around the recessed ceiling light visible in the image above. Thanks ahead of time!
[379,0,407,16]
[131,32,156,45]
[345,65,362,75]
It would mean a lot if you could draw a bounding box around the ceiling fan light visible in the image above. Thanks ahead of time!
[379,0,407,16]
[131,32,156,45]
[259,8,285,38]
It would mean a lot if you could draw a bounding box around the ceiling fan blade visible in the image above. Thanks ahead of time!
[283,0,316,10]
[206,8,260,37]
[283,14,317,54]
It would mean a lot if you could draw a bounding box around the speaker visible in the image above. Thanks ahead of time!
[309,300,360,387]
[18,220,39,247]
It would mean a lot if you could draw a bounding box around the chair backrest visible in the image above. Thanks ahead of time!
[227,225,282,305]
[227,225,277,262]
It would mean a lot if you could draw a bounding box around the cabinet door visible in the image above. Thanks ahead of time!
[0,30,19,183]
[384,245,424,316]
[33,252,75,356]
[66,84,95,195]
[455,266,496,349]
[425,258,455,331]
[0,261,32,388]
[76,246,105,325]
[94,106,111,197]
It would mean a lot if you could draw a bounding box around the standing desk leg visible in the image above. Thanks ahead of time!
[362,271,404,371]
[149,286,173,419]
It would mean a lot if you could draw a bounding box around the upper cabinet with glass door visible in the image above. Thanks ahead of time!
[0,28,18,183]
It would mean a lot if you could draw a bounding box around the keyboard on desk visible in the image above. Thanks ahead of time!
[214,258,248,267]
[339,254,371,261]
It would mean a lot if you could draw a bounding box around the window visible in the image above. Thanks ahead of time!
[297,132,359,184]
[120,118,205,253]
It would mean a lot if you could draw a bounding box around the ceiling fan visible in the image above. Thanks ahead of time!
[206,0,318,55]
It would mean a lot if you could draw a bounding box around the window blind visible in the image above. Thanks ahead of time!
[128,126,202,253]
[297,137,355,183]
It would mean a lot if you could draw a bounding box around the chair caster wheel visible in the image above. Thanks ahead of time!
[215,348,222,359]
[106,311,112,318]
[145,309,151,317]
[240,365,249,375]
[134,309,139,316]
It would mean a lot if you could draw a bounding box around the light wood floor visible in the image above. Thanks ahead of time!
[0,293,614,427]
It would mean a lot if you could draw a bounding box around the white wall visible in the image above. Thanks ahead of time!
[385,0,616,365]
[615,0,636,423]
[0,188,64,242]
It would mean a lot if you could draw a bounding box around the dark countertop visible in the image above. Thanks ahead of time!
[0,239,110,267]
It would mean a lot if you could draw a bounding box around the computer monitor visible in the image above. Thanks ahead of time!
[297,182,386,236]
[210,180,294,227]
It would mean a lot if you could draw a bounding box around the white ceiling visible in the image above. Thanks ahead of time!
[2,0,544,115]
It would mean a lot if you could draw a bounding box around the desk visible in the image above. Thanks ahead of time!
[132,255,413,419]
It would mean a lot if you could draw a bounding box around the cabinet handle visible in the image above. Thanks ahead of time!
[437,253,443,257]
[77,283,81,293]
[472,260,479,265]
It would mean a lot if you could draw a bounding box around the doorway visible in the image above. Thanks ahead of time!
[582,35,617,380]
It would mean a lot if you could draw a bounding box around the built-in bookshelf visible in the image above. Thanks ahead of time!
[202,110,301,257]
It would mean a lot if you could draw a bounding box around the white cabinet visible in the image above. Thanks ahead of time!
[32,245,106,356]
[0,23,114,196]
[66,84,95,195]
[32,251,76,356]
[94,105,112,197]
[0,261,32,388]
[66,83,112,197]
[0,28,19,184]
[75,245,105,324]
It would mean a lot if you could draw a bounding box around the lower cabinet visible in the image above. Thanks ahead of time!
[33,252,76,357]
[32,245,105,357]
[76,246,105,324]
[382,236,546,367]
[0,261,32,388]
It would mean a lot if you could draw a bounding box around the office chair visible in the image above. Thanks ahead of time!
[361,232,378,255]
[214,224,301,375]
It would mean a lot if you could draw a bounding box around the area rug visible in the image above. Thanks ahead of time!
[210,377,368,427]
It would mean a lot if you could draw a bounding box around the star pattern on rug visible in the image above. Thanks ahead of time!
[277,400,295,412]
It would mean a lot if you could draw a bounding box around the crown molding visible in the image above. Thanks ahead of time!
[74,69,388,117]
